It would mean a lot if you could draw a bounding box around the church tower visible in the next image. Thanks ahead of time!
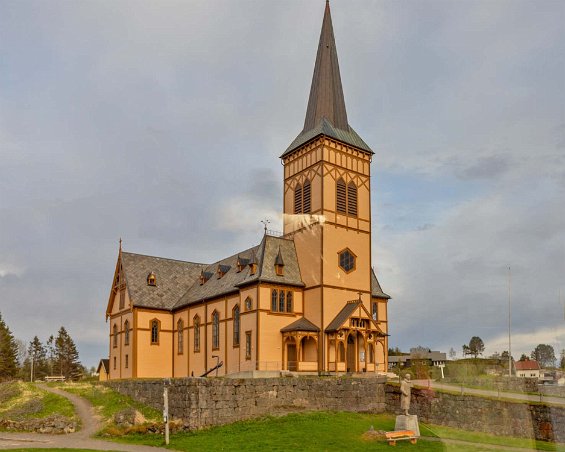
[282,2,383,371]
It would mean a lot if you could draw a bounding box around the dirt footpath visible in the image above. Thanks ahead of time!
[0,384,171,451]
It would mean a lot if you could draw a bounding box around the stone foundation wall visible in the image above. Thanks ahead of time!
[385,384,565,442]
[107,377,565,442]
[107,376,386,430]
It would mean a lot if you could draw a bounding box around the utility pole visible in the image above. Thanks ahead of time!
[508,266,512,377]
[30,352,34,383]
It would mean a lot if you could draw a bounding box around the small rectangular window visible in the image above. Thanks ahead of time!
[245,331,252,360]
[125,354,129,369]
[113,357,116,370]
[372,302,377,321]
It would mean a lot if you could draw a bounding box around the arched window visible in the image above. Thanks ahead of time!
[286,291,293,313]
[177,319,184,354]
[245,296,252,311]
[124,320,130,346]
[294,183,303,214]
[271,289,278,312]
[113,324,118,348]
[347,181,357,216]
[303,179,311,214]
[279,290,285,312]
[212,311,220,350]
[194,316,200,352]
[233,305,240,347]
[336,178,346,214]
[150,319,159,344]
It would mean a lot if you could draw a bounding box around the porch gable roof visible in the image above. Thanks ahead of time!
[281,317,320,333]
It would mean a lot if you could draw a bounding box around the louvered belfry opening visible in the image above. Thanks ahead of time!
[336,178,346,214]
[347,181,357,216]
[303,179,311,214]
[294,183,303,214]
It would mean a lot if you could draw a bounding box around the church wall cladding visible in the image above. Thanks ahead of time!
[386,384,565,443]
[106,376,386,430]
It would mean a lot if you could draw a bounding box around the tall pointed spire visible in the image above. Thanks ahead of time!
[281,2,373,158]
[303,0,348,132]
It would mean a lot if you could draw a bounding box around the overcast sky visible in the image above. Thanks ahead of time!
[1,0,564,368]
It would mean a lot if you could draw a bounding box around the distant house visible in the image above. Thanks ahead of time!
[97,359,110,381]
[388,348,446,369]
[515,359,540,378]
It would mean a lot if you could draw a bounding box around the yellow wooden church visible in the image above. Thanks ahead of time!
[105,2,391,379]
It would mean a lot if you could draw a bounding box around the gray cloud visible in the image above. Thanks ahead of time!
[1,0,564,366]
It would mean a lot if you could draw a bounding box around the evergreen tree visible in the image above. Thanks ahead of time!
[46,335,56,376]
[21,336,49,381]
[54,327,82,381]
[0,312,19,380]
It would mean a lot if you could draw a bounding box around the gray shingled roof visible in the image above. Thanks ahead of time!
[237,235,304,289]
[325,300,361,332]
[371,268,390,299]
[282,118,372,158]
[174,235,304,309]
[281,317,320,333]
[120,252,206,310]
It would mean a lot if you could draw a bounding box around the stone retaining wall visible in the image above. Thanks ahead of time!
[0,415,77,434]
[107,376,386,430]
[385,384,565,442]
[107,377,565,442]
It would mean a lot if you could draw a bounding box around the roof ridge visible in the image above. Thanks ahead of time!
[121,251,207,266]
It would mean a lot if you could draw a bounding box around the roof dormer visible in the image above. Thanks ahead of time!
[275,247,285,276]
[199,270,213,285]
[217,264,230,279]
[147,272,157,286]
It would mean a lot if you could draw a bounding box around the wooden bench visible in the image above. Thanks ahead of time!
[385,430,417,446]
[44,376,66,382]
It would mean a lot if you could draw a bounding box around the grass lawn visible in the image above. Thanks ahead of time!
[53,382,160,427]
[0,381,75,422]
[108,410,565,452]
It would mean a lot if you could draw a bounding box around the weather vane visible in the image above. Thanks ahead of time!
[260,219,271,234]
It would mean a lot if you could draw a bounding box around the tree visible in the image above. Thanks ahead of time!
[54,327,82,381]
[462,344,471,357]
[0,312,19,379]
[519,353,528,361]
[560,349,565,370]
[449,347,456,360]
[531,344,556,368]
[467,336,485,358]
[21,336,49,381]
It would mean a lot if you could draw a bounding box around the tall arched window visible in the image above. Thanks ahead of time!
[150,319,159,344]
[279,290,285,312]
[212,311,220,350]
[294,183,303,214]
[233,305,240,347]
[194,316,200,352]
[303,179,311,214]
[347,181,357,216]
[124,320,129,346]
[177,319,184,354]
[271,289,278,312]
[336,178,346,214]
[113,324,118,348]
[286,291,293,313]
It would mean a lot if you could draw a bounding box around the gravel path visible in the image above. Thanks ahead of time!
[0,384,171,451]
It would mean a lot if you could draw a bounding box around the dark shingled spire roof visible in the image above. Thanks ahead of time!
[303,0,348,132]
[281,2,373,158]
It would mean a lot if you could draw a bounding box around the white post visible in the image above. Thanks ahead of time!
[508,266,512,377]
[163,385,169,445]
